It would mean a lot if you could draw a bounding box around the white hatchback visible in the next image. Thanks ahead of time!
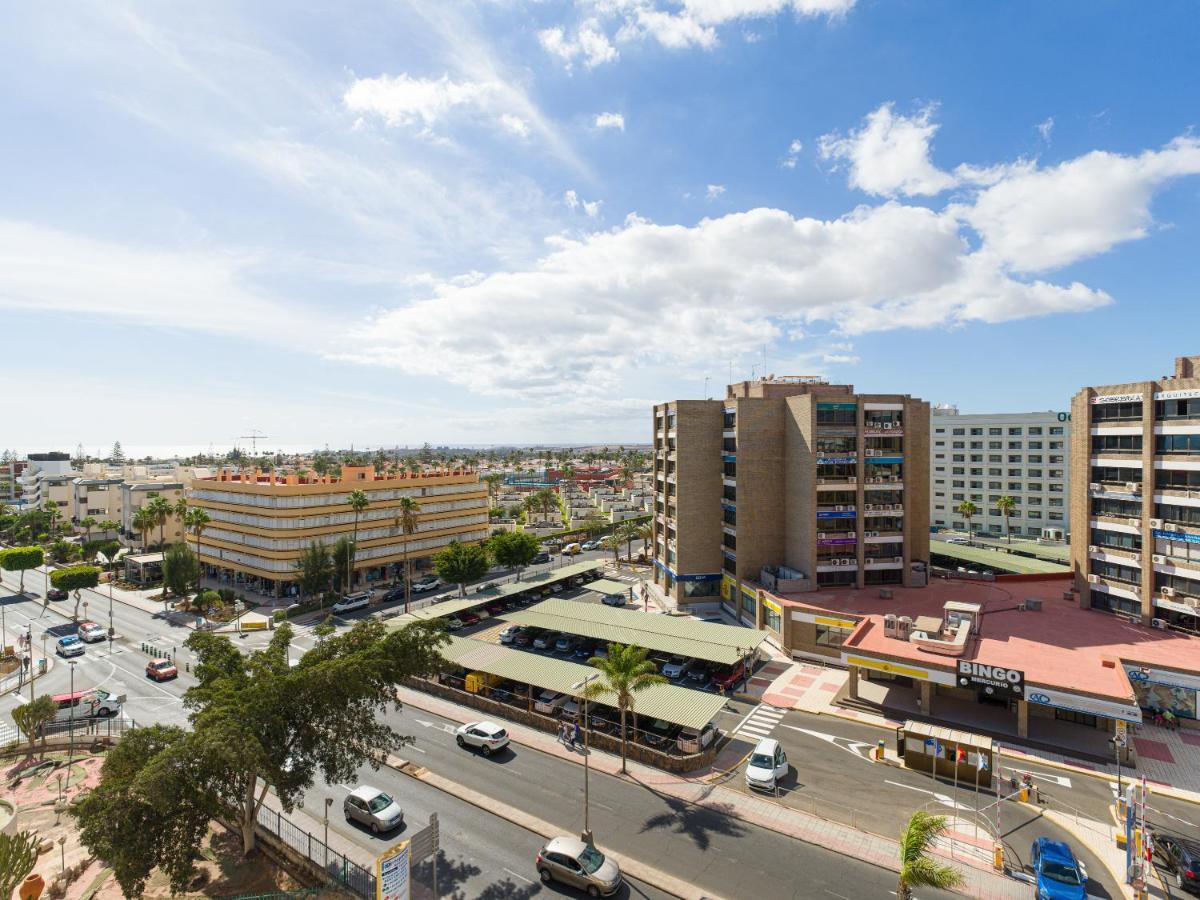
[455,721,510,756]
[745,737,789,791]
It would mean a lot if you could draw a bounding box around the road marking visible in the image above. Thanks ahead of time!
[1149,806,1199,829]
[1001,766,1071,788]
[781,725,875,761]
[883,779,973,811]
[503,867,534,885]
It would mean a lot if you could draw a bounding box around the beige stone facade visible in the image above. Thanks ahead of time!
[1071,354,1200,628]
[652,377,930,657]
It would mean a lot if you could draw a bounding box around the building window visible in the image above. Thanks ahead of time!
[815,623,853,647]
[1091,528,1141,552]
[1029,441,1043,450]
[1007,483,1023,491]
[1055,708,1098,728]
[1092,560,1141,585]
[1090,589,1139,616]
[953,428,965,436]
[1157,434,1200,455]
[1029,427,1043,435]
[764,606,781,633]
[1008,427,1023,435]
[1157,398,1200,420]
[1009,441,1022,450]
[1092,401,1143,422]
[988,441,1002,450]
[1050,426,1064,435]
[741,590,755,617]
[817,406,857,426]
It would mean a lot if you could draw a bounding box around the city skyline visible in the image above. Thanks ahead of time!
[2,3,1198,449]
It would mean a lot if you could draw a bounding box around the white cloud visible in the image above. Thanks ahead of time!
[819,102,957,197]
[499,113,530,137]
[538,20,618,69]
[782,138,803,169]
[1037,116,1055,142]
[956,136,1200,273]
[341,202,1110,398]
[706,183,726,199]
[594,112,626,131]
[343,73,496,128]
[564,189,602,217]
[680,0,856,25]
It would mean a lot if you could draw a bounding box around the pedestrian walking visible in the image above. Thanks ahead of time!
[573,721,582,750]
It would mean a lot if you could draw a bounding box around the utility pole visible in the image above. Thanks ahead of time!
[571,672,600,845]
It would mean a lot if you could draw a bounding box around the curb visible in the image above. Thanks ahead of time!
[384,754,710,900]
[1039,807,1134,900]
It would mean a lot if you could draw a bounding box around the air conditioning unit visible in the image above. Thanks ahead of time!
[1127,482,1140,493]
[897,616,913,637]
[1088,545,1099,553]
[1152,618,1168,630]
[817,478,826,485]
[884,613,898,637]
[1150,518,1163,528]
[891,476,901,482]
[841,558,853,567]
[865,504,876,510]
[893,556,903,563]
[817,532,827,539]
[1190,491,1200,500]
[1187,597,1200,609]
[884,422,894,430]
[1129,518,1142,527]
[1087,574,1099,583]
[1162,586,1176,597]
[1089,482,1102,491]
[835,505,846,512]
[1163,523,1179,532]
[1018,602,1027,611]
[894,505,904,513]
[1152,554,1166,565]
[866,530,879,538]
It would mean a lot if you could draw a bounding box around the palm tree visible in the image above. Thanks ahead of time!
[601,534,622,567]
[619,522,641,562]
[395,497,421,613]
[132,506,155,550]
[996,496,1016,544]
[636,522,653,557]
[185,507,212,594]
[582,644,667,774]
[144,495,173,549]
[173,497,189,539]
[483,474,504,517]
[345,489,370,593]
[79,516,97,546]
[896,811,963,899]
[956,501,978,546]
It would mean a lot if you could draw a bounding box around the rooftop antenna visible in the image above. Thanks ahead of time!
[239,429,268,456]
[704,376,710,399]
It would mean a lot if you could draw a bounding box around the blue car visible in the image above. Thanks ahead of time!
[1030,837,1087,900]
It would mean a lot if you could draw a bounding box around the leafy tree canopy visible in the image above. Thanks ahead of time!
[49,565,100,592]
[433,541,490,597]
[488,531,539,570]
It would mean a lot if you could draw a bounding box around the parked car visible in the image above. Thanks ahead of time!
[485,602,505,616]
[745,738,789,791]
[600,591,627,607]
[1153,834,1200,893]
[534,689,568,714]
[661,656,694,680]
[712,659,746,692]
[686,664,713,688]
[332,592,371,614]
[1029,837,1087,900]
[411,577,442,593]
[56,635,85,658]
[513,628,536,647]
[946,537,970,545]
[499,625,522,645]
[543,538,563,548]
[343,786,404,834]
[554,634,579,653]
[641,718,679,749]
[561,698,581,720]
[581,540,600,551]
[47,588,68,601]
[381,585,406,603]
[491,680,528,704]
[532,552,551,564]
[460,611,481,627]
[589,707,620,735]
[536,836,622,897]
[146,658,178,681]
[573,641,598,660]
[677,722,718,753]
[444,615,464,631]
[78,621,107,643]
[455,721,510,756]
[533,631,562,650]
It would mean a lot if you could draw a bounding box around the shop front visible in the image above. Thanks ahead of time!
[1123,664,1200,722]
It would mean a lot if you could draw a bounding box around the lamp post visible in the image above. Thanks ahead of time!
[571,672,600,845]
[324,797,333,868]
[67,660,78,763]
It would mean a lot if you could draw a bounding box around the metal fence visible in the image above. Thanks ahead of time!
[255,804,376,898]
[1,715,135,747]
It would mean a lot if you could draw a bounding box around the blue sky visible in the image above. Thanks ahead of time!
[2,1,1199,456]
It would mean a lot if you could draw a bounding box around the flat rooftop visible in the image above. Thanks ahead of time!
[929,541,1069,575]
[765,576,1200,703]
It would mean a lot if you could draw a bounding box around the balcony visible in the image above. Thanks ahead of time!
[815,477,857,490]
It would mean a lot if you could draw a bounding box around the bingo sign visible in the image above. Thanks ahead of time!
[957,661,1025,697]
[376,841,411,900]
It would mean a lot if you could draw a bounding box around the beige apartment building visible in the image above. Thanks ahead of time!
[1073,354,1200,628]
[652,376,930,655]
[188,464,489,596]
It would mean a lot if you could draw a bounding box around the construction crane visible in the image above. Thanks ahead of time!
[239,430,269,456]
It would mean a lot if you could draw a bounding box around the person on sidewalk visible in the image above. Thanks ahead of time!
[573,721,582,750]
[558,721,568,745]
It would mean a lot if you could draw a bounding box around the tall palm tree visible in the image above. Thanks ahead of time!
[144,495,173,549]
[996,495,1017,544]
[601,534,622,567]
[582,644,667,774]
[955,500,978,547]
[185,507,212,594]
[483,474,504,516]
[896,811,963,899]
[345,489,370,593]
[173,497,189,537]
[79,516,97,546]
[395,497,421,613]
[132,506,155,550]
[636,522,653,557]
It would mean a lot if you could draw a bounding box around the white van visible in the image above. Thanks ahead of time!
[745,737,789,791]
[332,591,372,614]
[17,689,126,725]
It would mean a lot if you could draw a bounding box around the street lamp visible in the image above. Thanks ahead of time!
[324,797,334,869]
[67,660,78,763]
[571,672,601,845]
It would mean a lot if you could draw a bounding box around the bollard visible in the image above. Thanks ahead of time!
[875,739,886,762]
[993,843,1004,870]
[1019,787,1029,802]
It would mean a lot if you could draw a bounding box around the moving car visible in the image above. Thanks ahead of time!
[561,543,582,556]
[536,836,622,897]
[47,588,68,601]
[455,721,510,756]
[343,786,404,834]
[534,689,568,714]
[381,585,406,603]
[56,635,85,658]
[332,592,371,614]
[411,577,442,593]
[1153,834,1200,893]
[146,658,178,681]
[661,656,694,680]
[745,738,789,791]
[17,689,124,724]
[532,552,551,565]
[1029,837,1087,900]
[78,621,107,643]
[581,540,600,551]
[498,625,522,645]
[946,537,970,545]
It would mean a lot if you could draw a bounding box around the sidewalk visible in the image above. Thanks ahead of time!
[396,686,1030,899]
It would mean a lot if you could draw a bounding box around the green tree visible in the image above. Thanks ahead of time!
[313,615,335,642]
[956,501,978,546]
[433,540,490,598]
[345,489,370,592]
[618,521,640,561]
[996,496,1017,545]
[332,536,354,594]
[395,497,421,613]
[483,474,504,512]
[144,495,173,550]
[11,694,58,754]
[294,540,335,607]
[79,515,97,546]
[896,811,963,899]
[636,522,654,557]
[161,543,198,606]
[0,830,40,897]
[582,644,666,774]
[110,441,125,464]
[489,531,539,580]
[49,564,100,620]
[183,618,448,854]
[185,507,211,593]
[71,724,214,897]
[601,534,622,566]
[131,506,155,550]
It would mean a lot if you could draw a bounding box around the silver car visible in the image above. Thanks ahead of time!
[343,785,404,834]
[537,836,622,897]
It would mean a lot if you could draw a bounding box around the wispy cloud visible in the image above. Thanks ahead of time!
[594,112,626,131]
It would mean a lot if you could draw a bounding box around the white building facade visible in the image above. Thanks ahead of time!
[930,408,1071,540]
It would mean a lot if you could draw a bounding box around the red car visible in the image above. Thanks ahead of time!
[146,658,178,681]
[485,602,504,616]
[460,611,481,627]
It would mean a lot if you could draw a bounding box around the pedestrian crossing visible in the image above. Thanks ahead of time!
[733,704,786,741]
